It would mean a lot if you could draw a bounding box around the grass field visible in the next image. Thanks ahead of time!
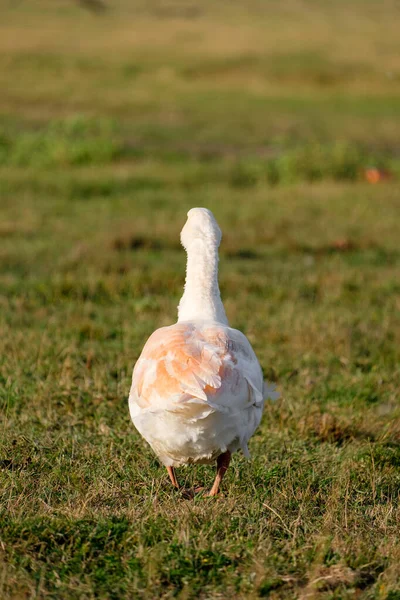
[1,1,400,598]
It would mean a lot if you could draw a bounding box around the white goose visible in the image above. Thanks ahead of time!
[129,208,278,496]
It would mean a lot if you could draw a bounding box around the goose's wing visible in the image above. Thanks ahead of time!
[129,322,265,415]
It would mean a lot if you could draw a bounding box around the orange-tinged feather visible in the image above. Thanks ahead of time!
[132,323,233,406]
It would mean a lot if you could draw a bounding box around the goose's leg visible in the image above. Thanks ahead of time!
[166,466,179,489]
[208,450,231,496]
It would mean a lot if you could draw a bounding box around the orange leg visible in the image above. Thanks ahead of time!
[166,466,179,489]
[208,450,231,496]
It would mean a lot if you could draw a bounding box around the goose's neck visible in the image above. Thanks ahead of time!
[178,240,228,325]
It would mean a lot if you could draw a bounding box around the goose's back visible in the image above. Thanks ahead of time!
[128,322,264,465]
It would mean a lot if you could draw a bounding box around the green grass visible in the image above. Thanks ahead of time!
[0,1,400,598]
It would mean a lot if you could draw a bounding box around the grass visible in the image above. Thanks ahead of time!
[0,1,400,598]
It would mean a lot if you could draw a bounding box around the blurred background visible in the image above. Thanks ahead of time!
[1,0,400,180]
[1,1,400,598]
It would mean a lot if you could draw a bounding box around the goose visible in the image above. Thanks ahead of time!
[128,208,278,496]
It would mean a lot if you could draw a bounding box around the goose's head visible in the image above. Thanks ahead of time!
[180,207,222,251]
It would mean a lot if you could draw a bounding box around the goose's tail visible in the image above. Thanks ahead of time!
[263,380,280,402]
